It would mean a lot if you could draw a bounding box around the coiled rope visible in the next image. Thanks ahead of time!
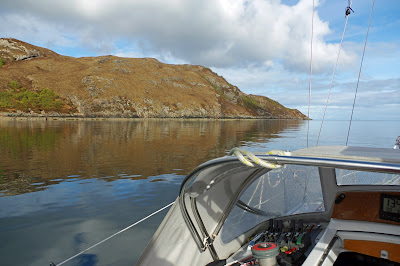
[52,202,174,266]
[346,0,375,146]
[229,148,289,169]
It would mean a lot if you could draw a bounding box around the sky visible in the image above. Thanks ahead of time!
[1,0,399,120]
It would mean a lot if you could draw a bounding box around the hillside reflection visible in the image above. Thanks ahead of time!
[0,118,304,196]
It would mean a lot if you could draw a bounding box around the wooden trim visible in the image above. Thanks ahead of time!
[344,239,400,263]
[331,192,400,225]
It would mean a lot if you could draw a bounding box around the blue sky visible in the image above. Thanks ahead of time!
[1,0,399,120]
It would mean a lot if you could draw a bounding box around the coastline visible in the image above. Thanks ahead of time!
[0,115,309,121]
[0,111,309,121]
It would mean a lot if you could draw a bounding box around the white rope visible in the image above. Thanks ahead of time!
[307,0,315,148]
[316,1,352,146]
[346,0,375,146]
[54,202,174,266]
[229,148,289,169]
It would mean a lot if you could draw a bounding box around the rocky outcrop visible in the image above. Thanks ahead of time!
[0,38,59,63]
[0,38,307,119]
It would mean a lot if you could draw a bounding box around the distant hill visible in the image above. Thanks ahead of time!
[0,38,306,119]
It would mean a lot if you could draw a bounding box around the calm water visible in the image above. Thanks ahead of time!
[0,118,398,265]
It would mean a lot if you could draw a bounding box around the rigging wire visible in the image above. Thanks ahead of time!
[307,0,315,148]
[346,0,375,146]
[316,1,352,146]
[52,202,174,266]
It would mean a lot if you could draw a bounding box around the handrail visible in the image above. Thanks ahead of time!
[256,155,400,174]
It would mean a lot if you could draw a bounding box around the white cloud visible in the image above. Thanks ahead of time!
[0,0,356,72]
[0,0,397,120]
[280,77,400,120]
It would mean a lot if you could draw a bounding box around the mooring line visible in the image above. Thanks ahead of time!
[52,202,174,266]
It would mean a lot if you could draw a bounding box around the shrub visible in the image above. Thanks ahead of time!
[38,88,63,110]
[242,96,261,109]
[9,81,20,90]
[0,58,3,67]
[0,91,14,108]
[0,87,64,111]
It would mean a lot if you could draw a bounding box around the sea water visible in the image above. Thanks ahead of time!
[0,119,398,265]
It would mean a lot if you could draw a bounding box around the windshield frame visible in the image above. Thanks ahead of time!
[178,151,400,255]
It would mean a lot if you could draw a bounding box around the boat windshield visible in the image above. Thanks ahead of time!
[221,164,324,243]
[336,169,400,186]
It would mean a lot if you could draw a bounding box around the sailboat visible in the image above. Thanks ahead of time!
[137,146,400,266]
[137,1,400,266]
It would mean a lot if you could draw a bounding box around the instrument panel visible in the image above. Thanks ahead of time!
[380,193,400,223]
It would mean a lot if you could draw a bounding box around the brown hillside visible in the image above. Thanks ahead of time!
[0,38,306,119]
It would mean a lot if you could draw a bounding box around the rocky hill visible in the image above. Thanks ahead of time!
[0,38,306,119]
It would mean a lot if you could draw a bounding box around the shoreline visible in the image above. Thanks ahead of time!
[0,115,309,121]
[0,112,308,121]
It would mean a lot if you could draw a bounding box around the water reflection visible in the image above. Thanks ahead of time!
[1,119,397,265]
[0,118,304,196]
[0,118,306,265]
[0,175,181,265]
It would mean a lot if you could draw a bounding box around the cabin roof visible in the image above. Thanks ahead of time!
[291,146,400,165]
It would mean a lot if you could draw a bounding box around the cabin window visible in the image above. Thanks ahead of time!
[221,165,324,243]
[336,169,400,186]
